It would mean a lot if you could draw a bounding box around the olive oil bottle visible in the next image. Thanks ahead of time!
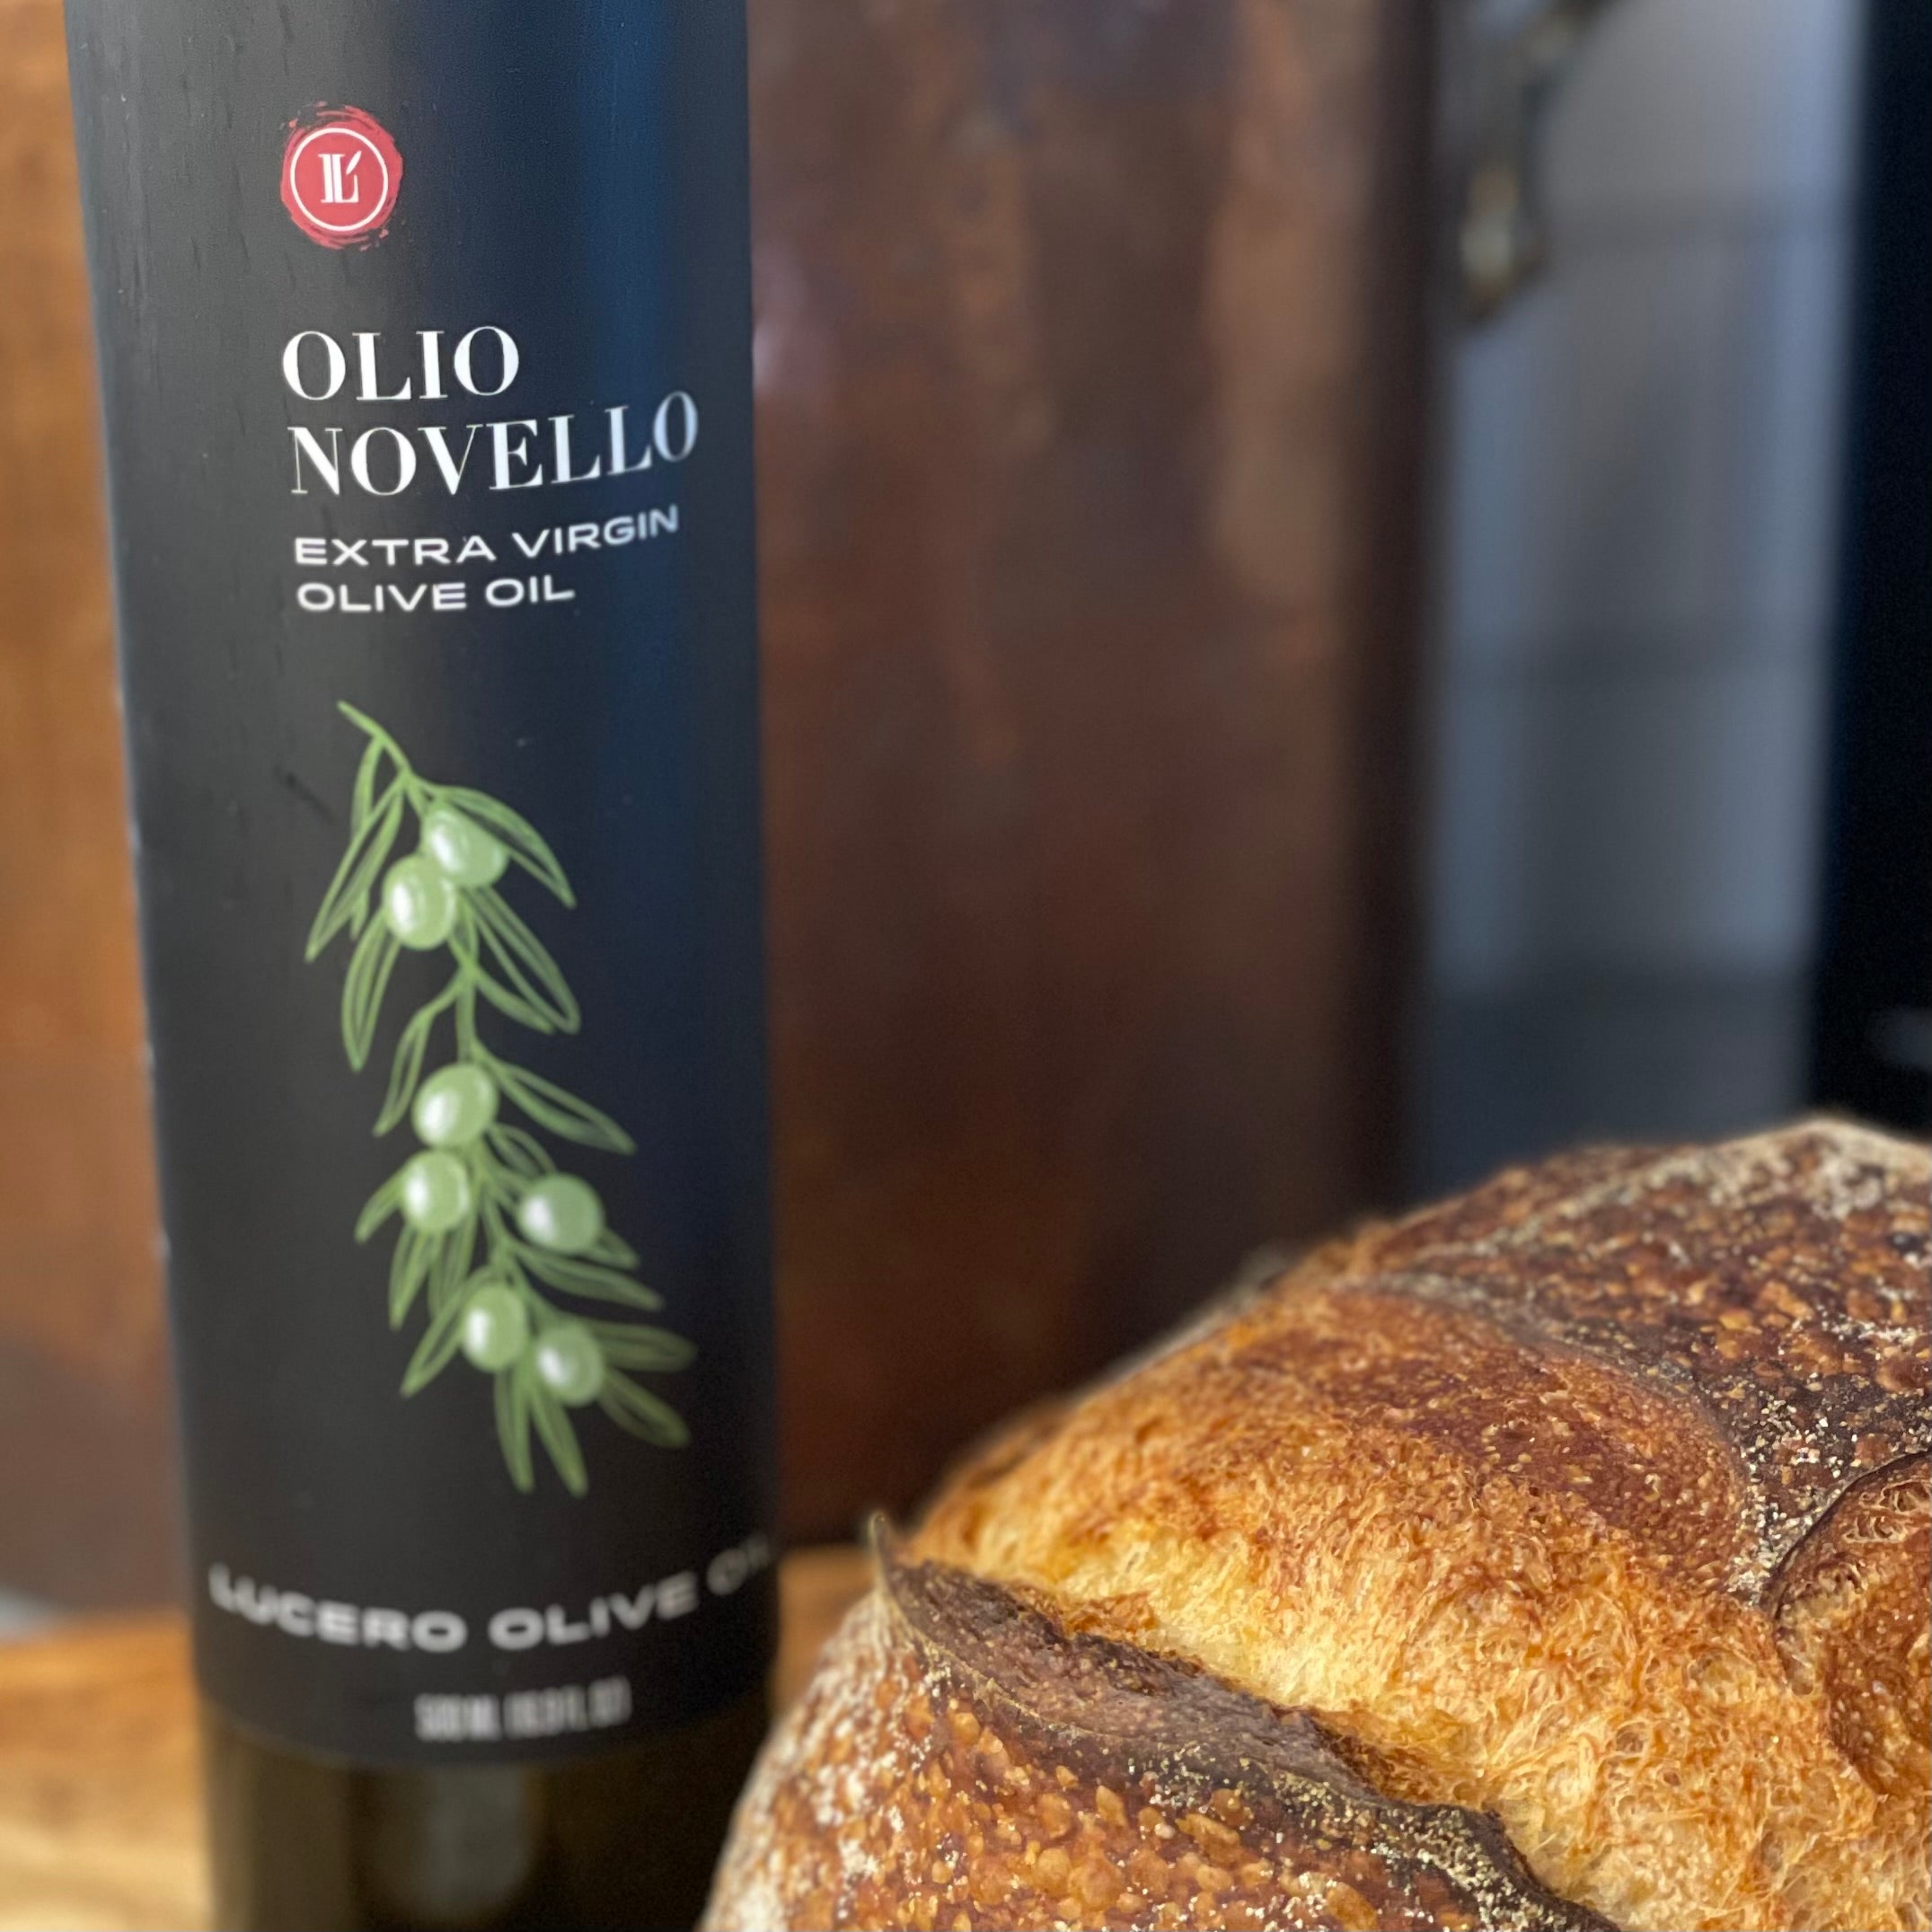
[63,6,773,1927]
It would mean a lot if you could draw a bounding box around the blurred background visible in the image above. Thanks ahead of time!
[1,0,1926,1635]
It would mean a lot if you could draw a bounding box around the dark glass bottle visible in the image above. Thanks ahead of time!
[64,5,774,1927]
[201,1690,768,1930]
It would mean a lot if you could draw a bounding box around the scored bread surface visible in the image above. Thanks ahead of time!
[707,1122,1931,1932]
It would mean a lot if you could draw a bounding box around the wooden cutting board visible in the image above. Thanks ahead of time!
[0,1545,869,1932]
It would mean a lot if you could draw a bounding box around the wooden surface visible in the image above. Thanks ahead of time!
[0,1546,872,1932]
[0,0,174,1609]
[0,0,1434,1585]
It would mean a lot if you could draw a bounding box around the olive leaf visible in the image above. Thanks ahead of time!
[590,1322,695,1372]
[402,1293,471,1396]
[356,1172,402,1242]
[389,1225,437,1328]
[487,1058,634,1153]
[307,787,404,961]
[459,922,561,1037]
[375,992,450,1136]
[599,1372,690,1448]
[529,1383,589,1496]
[310,707,693,1498]
[342,919,403,1071]
[349,734,389,834]
[496,1371,535,1493]
[519,1249,665,1310]
[468,888,579,1033]
[486,1123,557,1179]
[438,786,576,906]
[428,1218,478,1318]
[587,1227,641,1270]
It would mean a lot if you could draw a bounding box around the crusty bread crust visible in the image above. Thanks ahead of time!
[709,1548,1615,1931]
[708,1122,1931,1931]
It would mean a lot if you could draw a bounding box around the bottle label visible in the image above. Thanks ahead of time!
[65,4,774,1764]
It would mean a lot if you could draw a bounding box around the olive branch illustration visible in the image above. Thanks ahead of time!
[305,703,692,1497]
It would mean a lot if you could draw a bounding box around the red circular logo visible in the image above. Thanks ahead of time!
[282,106,402,248]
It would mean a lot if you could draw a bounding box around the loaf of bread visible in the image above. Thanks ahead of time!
[706,1122,1930,1932]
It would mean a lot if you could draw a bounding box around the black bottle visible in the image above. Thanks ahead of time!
[64,5,774,1925]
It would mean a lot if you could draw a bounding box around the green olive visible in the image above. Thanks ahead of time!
[399,1151,473,1233]
[516,1174,604,1255]
[412,1064,498,1148]
[532,1322,604,1406]
[382,856,459,950]
[421,806,508,887]
[460,1284,529,1372]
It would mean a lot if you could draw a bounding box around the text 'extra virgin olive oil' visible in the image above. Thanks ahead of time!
[63,7,773,1928]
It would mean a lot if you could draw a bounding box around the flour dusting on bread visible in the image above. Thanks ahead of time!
[709,1123,1930,1932]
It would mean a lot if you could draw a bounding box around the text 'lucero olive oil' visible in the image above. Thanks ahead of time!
[63,6,773,1926]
